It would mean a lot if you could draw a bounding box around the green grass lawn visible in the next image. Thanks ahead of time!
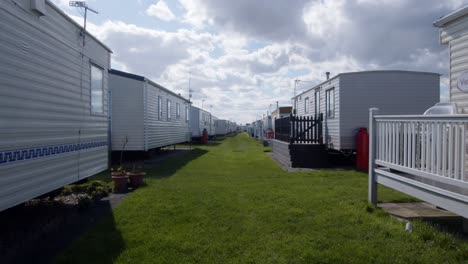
[57,133,468,263]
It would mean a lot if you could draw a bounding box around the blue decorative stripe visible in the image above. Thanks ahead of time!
[0,141,108,166]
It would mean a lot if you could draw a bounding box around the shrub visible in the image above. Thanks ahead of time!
[62,180,112,200]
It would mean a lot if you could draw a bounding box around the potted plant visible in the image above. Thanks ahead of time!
[127,164,145,188]
[111,166,128,193]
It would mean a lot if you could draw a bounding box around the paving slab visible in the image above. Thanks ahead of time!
[379,202,460,220]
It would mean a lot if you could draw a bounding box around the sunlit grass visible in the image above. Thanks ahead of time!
[57,133,468,263]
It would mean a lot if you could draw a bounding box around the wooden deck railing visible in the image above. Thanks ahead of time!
[368,108,468,204]
[368,108,468,216]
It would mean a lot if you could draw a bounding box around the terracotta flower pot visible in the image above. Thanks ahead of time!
[112,174,129,193]
[127,172,145,188]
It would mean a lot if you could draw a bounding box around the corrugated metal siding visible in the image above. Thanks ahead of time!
[210,116,217,136]
[190,107,211,137]
[109,74,144,151]
[449,33,468,113]
[443,16,468,180]
[200,110,211,134]
[145,81,190,149]
[340,72,439,149]
[0,0,110,211]
[294,78,340,149]
[440,15,468,44]
[215,120,228,135]
[190,107,200,137]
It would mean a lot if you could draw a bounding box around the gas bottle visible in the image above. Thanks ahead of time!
[356,128,369,171]
[202,128,208,145]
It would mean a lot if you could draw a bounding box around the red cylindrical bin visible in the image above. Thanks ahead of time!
[202,128,208,145]
[356,128,369,171]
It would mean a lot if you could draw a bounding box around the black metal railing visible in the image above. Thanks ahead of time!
[274,115,291,142]
[275,114,323,144]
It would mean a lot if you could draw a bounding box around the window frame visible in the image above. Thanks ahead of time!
[304,97,309,114]
[176,102,180,119]
[294,98,298,114]
[325,88,335,119]
[158,96,162,120]
[314,89,320,117]
[90,63,105,116]
[185,105,189,122]
[167,99,172,120]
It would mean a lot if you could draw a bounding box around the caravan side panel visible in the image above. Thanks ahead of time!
[109,74,145,151]
[449,32,468,113]
[210,116,218,136]
[0,1,110,211]
[145,82,190,149]
[339,72,439,150]
[441,15,468,179]
[200,110,211,134]
[440,16,468,44]
[190,107,201,137]
[295,77,340,149]
[215,120,228,135]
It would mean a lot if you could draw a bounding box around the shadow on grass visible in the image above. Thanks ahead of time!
[189,141,222,147]
[148,148,208,179]
[0,196,125,264]
[53,199,125,264]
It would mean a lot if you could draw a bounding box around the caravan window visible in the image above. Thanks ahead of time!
[176,103,180,118]
[167,99,171,120]
[158,96,162,120]
[294,98,298,114]
[304,97,309,113]
[90,65,104,114]
[185,105,189,122]
[325,88,335,118]
[314,89,320,117]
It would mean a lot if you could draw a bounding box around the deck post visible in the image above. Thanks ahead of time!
[369,108,379,205]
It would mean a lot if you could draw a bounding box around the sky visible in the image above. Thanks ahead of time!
[51,0,465,124]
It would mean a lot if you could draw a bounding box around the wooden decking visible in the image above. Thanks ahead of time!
[271,139,329,168]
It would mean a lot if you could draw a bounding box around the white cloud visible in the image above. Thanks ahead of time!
[52,0,461,123]
[146,0,176,21]
[178,0,210,28]
[303,0,349,39]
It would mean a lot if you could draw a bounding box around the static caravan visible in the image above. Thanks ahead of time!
[228,121,238,134]
[293,71,440,151]
[209,115,217,137]
[271,106,292,133]
[252,120,263,139]
[190,106,211,138]
[109,70,190,151]
[368,7,468,220]
[215,119,229,135]
[0,0,111,211]
[247,123,255,137]
[262,115,273,132]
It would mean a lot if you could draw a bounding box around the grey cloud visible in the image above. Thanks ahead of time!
[199,0,310,42]
[193,0,460,74]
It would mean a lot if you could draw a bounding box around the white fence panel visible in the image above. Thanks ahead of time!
[373,115,468,183]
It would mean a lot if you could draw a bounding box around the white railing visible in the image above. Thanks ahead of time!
[370,110,468,185]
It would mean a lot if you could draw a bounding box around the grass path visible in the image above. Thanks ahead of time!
[57,134,468,263]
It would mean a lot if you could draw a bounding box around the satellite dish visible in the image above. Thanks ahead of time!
[457,71,468,92]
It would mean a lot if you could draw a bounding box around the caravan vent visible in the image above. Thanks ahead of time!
[31,0,46,16]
